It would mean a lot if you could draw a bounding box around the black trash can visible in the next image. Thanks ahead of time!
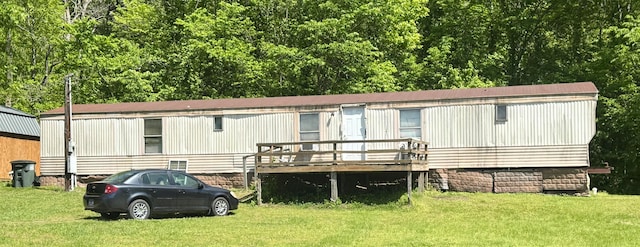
[11,160,36,188]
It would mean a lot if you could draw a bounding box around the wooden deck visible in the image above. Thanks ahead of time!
[254,139,428,204]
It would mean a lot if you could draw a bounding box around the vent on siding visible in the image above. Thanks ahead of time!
[168,160,188,172]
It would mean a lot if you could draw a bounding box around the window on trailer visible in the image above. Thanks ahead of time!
[214,116,223,131]
[399,109,421,139]
[300,113,320,150]
[496,105,507,122]
[144,119,162,153]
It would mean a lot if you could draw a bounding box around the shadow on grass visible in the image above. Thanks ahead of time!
[34,186,67,192]
[82,212,236,221]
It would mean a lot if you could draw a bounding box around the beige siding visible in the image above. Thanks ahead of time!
[322,111,341,141]
[75,118,143,156]
[41,118,143,157]
[366,109,397,140]
[165,116,215,154]
[495,101,595,146]
[425,100,595,148]
[428,145,589,169]
[366,109,397,150]
[40,153,256,175]
[425,104,495,148]
[215,113,295,153]
[315,111,340,154]
[41,119,65,157]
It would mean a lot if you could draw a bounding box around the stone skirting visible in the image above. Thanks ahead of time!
[38,173,250,189]
[429,167,589,194]
[194,173,247,189]
[38,168,589,194]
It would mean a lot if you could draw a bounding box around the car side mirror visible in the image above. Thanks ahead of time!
[198,183,205,189]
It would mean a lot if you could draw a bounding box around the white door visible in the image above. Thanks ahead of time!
[342,106,366,161]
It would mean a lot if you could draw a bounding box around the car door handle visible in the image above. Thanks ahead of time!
[178,190,186,194]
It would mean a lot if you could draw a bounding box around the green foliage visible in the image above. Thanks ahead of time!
[176,3,262,99]
[417,0,639,193]
[418,37,497,89]
[588,15,640,194]
[0,0,66,114]
[63,18,157,103]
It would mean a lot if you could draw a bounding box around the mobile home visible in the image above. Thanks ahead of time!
[39,82,598,194]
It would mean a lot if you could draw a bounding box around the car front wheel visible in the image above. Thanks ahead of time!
[128,199,151,220]
[211,197,229,216]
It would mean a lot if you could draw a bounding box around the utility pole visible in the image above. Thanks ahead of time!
[64,74,76,191]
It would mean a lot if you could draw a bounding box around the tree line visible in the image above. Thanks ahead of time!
[1,0,638,193]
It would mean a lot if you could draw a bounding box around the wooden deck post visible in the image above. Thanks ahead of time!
[330,172,338,202]
[331,141,339,202]
[407,171,412,205]
[256,145,263,205]
[256,176,262,205]
[418,172,425,193]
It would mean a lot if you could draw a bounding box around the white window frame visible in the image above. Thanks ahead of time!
[168,160,188,172]
[399,109,422,139]
[144,119,163,154]
[299,113,320,150]
[213,116,223,131]
[496,105,507,122]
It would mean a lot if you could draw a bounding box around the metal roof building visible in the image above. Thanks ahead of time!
[0,106,40,138]
[0,105,41,180]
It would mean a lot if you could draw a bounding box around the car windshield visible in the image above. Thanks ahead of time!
[102,170,138,183]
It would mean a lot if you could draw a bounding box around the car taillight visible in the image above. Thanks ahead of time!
[104,184,118,194]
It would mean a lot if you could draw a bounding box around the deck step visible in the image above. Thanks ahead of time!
[237,190,257,203]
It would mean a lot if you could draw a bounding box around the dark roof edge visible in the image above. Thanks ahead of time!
[0,132,41,140]
[40,93,599,118]
[40,82,598,117]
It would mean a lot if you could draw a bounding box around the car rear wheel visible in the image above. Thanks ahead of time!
[211,197,229,216]
[128,199,151,220]
[100,212,120,220]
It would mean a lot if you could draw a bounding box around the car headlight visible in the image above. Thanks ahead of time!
[230,191,238,199]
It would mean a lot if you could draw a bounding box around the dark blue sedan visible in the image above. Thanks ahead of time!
[83,169,239,220]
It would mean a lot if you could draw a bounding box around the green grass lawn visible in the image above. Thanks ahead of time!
[1,184,639,246]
